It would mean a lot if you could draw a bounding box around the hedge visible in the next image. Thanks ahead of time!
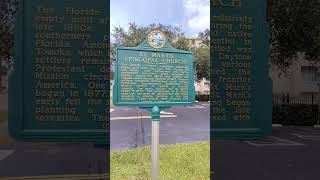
[195,94,209,101]
[273,104,318,125]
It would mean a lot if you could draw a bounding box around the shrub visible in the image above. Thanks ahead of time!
[195,94,209,101]
[273,104,318,125]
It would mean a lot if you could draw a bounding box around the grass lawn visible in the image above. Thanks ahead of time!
[0,111,8,123]
[111,141,210,180]
[110,96,114,107]
[0,90,7,95]
[0,132,13,145]
[0,111,13,145]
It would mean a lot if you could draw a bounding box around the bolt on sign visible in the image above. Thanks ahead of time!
[211,0,272,139]
[9,0,110,144]
[113,30,195,108]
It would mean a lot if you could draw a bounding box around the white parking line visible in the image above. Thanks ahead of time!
[290,133,320,140]
[187,105,205,109]
[0,150,14,161]
[111,115,176,120]
[110,109,115,113]
[244,136,304,147]
[160,111,174,115]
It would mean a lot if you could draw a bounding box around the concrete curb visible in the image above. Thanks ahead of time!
[272,124,283,128]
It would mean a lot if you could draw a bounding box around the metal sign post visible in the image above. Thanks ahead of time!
[151,106,160,180]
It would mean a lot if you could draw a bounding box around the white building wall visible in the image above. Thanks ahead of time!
[195,78,210,95]
[270,52,320,97]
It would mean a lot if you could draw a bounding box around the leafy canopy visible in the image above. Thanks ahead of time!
[268,0,320,71]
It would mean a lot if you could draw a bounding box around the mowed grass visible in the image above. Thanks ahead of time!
[0,111,8,123]
[0,90,7,95]
[0,111,13,145]
[110,96,114,107]
[111,141,210,180]
[0,132,13,145]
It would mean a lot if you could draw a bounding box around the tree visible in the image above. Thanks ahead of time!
[198,28,210,46]
[193,45,210,81]
[0,0,18,77]
[111,22,185,49]
[112,23,147,48]
[192,29,210,81]
[172,36,190,51]
[268,0,320,72]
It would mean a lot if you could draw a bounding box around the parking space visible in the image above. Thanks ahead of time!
[244,136,305,147]
[213,126,320,180]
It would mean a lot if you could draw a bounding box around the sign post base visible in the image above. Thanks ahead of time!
[151,106,160,180]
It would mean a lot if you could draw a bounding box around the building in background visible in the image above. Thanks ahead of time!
[270,52,319,98]
[195,78,210,95]
[184,36,203,49]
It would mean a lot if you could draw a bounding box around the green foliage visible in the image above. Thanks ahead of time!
[111,22,185,48]
[172,36,190,51]
[0,111,8,122]
[109,71,114,80]
[198,28,210,46]
[193,45,210,81]
[0,0,18,76]
[268,0,320,71]
[195,94,209,101]
[273,104,317,125]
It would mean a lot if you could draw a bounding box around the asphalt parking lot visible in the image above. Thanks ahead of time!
[110,102,210,150]
[213,126,320,180]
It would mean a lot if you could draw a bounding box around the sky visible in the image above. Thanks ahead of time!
[110,0,209,37]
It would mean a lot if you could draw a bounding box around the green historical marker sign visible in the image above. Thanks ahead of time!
[9,0,110,144]
[211,0,272,139]
[113,30,195,108]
